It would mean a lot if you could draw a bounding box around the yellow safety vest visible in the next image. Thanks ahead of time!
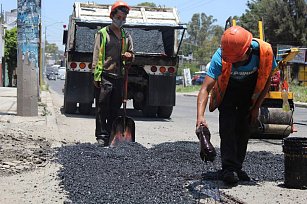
[94,26,128,81]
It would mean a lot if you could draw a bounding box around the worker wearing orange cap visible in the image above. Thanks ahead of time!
[196,26,278,185]
[92,1,134,146]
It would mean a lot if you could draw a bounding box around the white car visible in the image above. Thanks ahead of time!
[58,67,66,80]
[60,74,66,80]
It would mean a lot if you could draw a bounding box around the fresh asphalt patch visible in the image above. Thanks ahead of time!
[56,142,284,203]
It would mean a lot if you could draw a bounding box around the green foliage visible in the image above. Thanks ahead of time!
[4,27,17,86]
[4,27,17,70]
[239,0,307,46]
[45,42,59,54]
[137,2,156,7]
[290,83,307,102]
[178,62,200,76]
[181,13,223,64]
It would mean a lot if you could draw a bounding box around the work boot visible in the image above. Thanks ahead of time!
[222,170,239,185]
[237,170,251,181]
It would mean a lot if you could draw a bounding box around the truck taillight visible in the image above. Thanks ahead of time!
[151,66,157,72]
[88,63,92,69]
[168,67,175,73]
[159,66,166,73]
[79,62,86,69]
[70,62,77,69]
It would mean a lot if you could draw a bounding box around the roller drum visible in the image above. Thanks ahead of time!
[259,107,293,125]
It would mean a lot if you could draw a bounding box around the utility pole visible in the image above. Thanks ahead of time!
[16,0,41,116]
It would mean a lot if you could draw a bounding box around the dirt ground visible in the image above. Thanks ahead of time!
[0,89,306,204]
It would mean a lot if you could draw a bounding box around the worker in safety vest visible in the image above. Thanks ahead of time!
[196,26,277,185]
[92,1,134,146]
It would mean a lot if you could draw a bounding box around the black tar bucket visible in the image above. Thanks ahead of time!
[282,137,307,189]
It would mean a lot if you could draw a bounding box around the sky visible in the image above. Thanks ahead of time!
[1,0,249,50]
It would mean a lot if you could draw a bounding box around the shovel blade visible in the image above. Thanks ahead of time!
[109,116,135,147]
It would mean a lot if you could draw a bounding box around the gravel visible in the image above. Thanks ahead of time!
[74,26,166,54]
[56,141,285,203]
[0,133,53,176]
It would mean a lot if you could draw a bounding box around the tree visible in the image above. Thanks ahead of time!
[45,42,59,54]
[4,27,17,87]
[184,13,223,65]
[239,0,307,46]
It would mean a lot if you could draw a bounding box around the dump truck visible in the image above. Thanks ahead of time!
[62,2,186,117]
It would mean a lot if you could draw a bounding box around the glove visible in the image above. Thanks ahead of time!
[195,125,216,162]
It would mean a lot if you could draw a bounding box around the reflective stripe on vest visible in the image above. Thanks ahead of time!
[94,27,127,81]
[209,38,273,112]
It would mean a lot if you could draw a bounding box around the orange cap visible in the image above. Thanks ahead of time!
[221,26,252,63]
[110,1,130,18]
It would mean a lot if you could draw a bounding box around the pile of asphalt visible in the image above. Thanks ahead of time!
[126,28,165,53]
[56,142,284,203]
[74,27,166,54]
[75,27,97,53]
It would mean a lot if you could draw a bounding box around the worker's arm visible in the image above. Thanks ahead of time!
[122,33,135,62]
[92,33,101,74]
[92,33,102,88]
[196,75,216,128]
[249,72,273,124]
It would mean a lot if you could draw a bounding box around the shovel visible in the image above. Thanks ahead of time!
[109,64,135,147]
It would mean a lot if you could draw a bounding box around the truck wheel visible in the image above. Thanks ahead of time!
[157,106,173,118]
[133,100,142,110]
[64,101,77,114]
[142,105,158,117]
[79,103,92,115]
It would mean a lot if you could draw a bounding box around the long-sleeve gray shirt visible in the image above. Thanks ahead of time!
[92,26,133,79]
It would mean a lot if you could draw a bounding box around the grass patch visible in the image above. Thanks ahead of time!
[290,84,307,102]
[40,84,49,91]
[176,85,201,93]
[176,83,307,103]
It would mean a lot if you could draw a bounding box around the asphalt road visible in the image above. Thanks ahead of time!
[46,78,307,138]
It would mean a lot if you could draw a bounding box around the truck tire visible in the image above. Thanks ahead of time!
[157,106,173,118]
[142,105,158,117]
[133,100,142,110]
[79,103,92,115]
[64,101,77,114]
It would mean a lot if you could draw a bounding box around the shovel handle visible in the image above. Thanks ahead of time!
[123,63,131,116]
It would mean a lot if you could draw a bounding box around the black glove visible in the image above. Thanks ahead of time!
[195,125,216,162]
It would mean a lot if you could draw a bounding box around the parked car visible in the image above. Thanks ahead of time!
[47,72,56,80]
[176,76,183,85]
[195,72,206,85]
[60,74,66,80]
[57,67,66,80]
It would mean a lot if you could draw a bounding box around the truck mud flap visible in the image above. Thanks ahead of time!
[147,75,176,106]
[65,71,94,104]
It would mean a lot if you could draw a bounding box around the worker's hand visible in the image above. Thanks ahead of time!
[122,52,133,62]
[196,115,208,129]
[249,107,259,125]
[93,80,101,88]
